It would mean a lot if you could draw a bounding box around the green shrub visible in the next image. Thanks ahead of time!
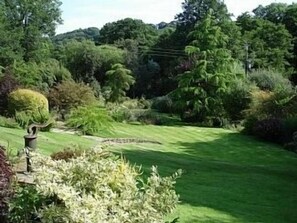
[8,185,50,223]
[14,111,53,130]
[246,89,297,120]
[29,148,181,222]
[48,80,96,116]
[243,115,258,135]
[137,110,164,125]
[121,98,151,109]
[252,118,284,143]
[11,61,41,89]
[66,105,113,135]
[108,105,134,122]
[107,99,152,123]
[0,116,20,129]
[8,89,49,118]
[152,95,173,113]
[39,59,72,85]
[248,69,293,92]
[223,78,254,121]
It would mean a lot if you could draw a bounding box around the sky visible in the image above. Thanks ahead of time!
[56,0,297,34]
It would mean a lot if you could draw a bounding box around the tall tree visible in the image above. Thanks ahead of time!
[174,11,234,122]
[175,0,230,47]
[0,6,23,66]
[59,40,125,83]
[253,3,288,24]
[237,13,293,71]
[2,0,62,62]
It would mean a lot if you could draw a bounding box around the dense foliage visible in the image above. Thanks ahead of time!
[0,146,13,222]
[8,89,49,117]
[10,148,181,223]
[48,80,96,115]
[66,105,113,135]
[105,63,135,103]
[174,12,234,122]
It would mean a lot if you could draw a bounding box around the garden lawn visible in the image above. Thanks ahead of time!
[105,123,297,223]
[1,124,297,222]
[0,127,96,155]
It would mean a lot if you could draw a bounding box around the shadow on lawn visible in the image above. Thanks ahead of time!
[114,132,297,223]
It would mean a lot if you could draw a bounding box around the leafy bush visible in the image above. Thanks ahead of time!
[0,71,19,115]
[7,89,50,129]
[252,118,284,143]
[8,89,49,116]
[29,148,181,222]
[246,89,297,120]
[14,111,53,130]
[109,106,164,125]
[152,95,174,113]
[137,110,164,125]
[121,98,151,109]
[48,80,96,116]
[243,115,259,135]
[244,90,275,122]
[0,146,13,222]
[51,145,84,161]
[107,99,152,123]
[8,185,50,223]
[11,61,41,89]
[248,69,293,92]
[39,59,72,85]
[66,105,113,135]
[0,116,20,129]
[223,78,254,121]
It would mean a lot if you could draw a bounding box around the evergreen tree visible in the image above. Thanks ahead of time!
[174,11,234,122]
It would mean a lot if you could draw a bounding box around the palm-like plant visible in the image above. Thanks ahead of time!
[105,63,135,103]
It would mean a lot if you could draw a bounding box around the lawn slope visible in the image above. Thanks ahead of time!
[1,124,297,223]
[106,124,297,223]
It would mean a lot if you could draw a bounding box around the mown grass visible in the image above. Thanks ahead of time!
[0,127,96,155]
[104,123,297,223]
[1,124,297,222]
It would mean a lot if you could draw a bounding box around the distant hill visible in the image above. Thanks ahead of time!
[53,27,100,44]
[53,21,177,44]
[156,21,177,30]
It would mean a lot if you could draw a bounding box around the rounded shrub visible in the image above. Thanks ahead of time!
[48,80,96,116]
[248,69,293,92]
[8,89,49,117]
[152,95,173,113]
